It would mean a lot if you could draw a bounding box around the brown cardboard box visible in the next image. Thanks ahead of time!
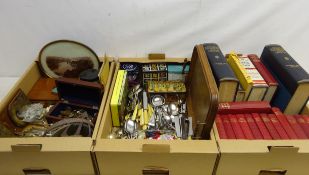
[213,122,309,175]
[94,45,220,175]
[0,58,115,175]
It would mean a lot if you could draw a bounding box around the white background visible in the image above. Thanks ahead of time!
[0,0,308,77]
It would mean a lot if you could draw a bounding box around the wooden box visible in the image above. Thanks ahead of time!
[93,45,220,175]
[0,58,115,175]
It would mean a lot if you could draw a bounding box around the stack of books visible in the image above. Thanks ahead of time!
[204,43,309,115]
[215,101,309,139]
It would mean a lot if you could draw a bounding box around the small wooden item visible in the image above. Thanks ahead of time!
[28,78,59,101]
[46,77,103,123]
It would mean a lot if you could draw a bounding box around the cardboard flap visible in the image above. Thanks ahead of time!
[56,78,102,107]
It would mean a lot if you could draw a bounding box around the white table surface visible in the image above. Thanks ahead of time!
[0,77,19,103]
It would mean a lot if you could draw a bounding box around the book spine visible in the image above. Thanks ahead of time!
[268,114,290,139]
[218,101,272,114]
[248,54,278,85]
[260,44,309,94]
[294,115,309,137]
[252,113,272,139]
[302,115,309,136]
[228,114,246,139]
[248,54,278,102]
[110,70,124,127]
[272,107,298,139]
[245,114,263,139]
[236,114,254,139]
[215,115,228,139]
[221,114,236,139]
[203,43,238,83]
[227,53,253,91]
[286,115,308,139]
[260,113,281,139]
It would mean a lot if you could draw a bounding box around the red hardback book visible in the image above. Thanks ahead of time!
[247,54,278,102]
[215,115,228,139]
[260,113,281,139]
[252,113,272,139]
[294,115,309,137]
[218,101,272,114]
[286,115,307,139]
[221,114,236,139]
[268,114,290,139]
[236,114,254,139]
[272,107,298,139]
[228,114,246,139]
[245,114,263,139]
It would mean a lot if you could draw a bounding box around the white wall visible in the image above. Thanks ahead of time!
[0,0,308,77]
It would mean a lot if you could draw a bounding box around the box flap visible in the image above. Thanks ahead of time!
[56,78,103,107]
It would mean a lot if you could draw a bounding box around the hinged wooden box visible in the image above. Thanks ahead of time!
[0,57,115,175]
[93,44,220,175]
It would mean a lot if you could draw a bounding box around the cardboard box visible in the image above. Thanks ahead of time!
[0,58,115,175]
[213,123,309,175]
[94,45,220,175]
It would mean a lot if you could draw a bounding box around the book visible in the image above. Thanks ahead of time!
[215,115,228,139]
[252,113,272,139]
[245,114,263,139]
[228,114,246,139]
[272,107,298,139]
[236,114,254,139]
[294,115,309,137]
[260,44,309,114]
[302,115,309,135]
[110,70,126,127]
[227,53,268,101]
[204,43,239,102]
[248,54,278,102]
[218,101,272,114]
[235,85,245,102]
[260,113,281,139]
[285,115,307,139]
[268,114,290,139]
[221,114,236,139]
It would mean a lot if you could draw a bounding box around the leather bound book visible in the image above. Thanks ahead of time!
[302,115,309,136]
[260,113,281,139]
[268,114,290,139]
[248,54,278,102]
[221,114,236,139]
[227,53,268,101]
[294,115,309,137]
[252,113,272,139]
[215,115,228,139]
[228,114,246,139]
[236,114,254,139]
[260,44,309,114]
[286,115,307,139]
[203,43,239,102]
[218,101,272,114]
[245,114,263,139]
[272,107,298,139]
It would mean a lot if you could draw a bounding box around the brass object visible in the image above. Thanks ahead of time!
[8,89,31,127]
